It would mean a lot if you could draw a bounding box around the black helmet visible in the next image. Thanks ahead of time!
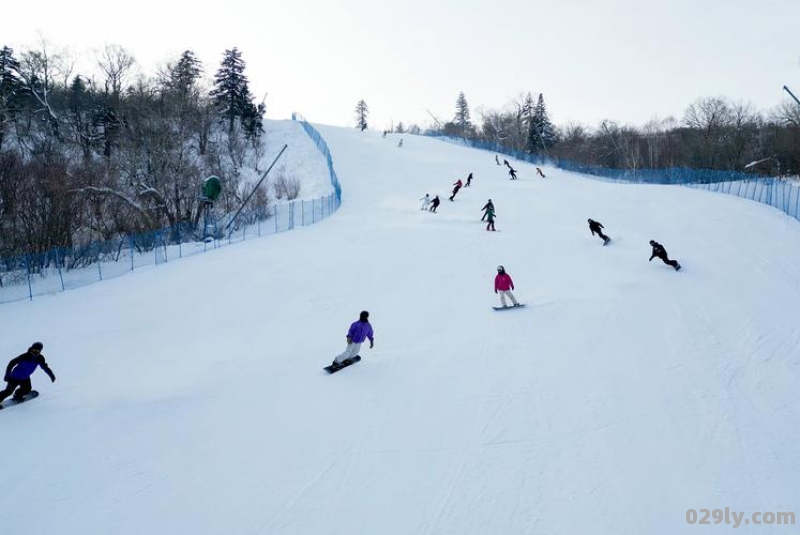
[30,342,43,351]
[359,310,370,321]
[649,240,656,246]
[587,218,593,223]
[497,265,505,273]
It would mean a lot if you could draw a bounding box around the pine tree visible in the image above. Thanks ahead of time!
[67,75,96,158]
[528,93,557,154]
[454,91,473,136]
[0,46,22,150]
[210,48,257,135]
[170,50,203,99]
[395,121,405,134]
[355,99,368,130]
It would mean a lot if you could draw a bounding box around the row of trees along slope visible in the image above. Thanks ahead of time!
[0,43,269,261]
[361,89,800,178]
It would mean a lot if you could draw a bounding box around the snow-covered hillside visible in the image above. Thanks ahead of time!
[1,125,797,535]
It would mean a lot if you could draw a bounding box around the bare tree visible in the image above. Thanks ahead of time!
[96,44,136,96]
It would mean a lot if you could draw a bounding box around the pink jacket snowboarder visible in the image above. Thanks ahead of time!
[494,266,520,307]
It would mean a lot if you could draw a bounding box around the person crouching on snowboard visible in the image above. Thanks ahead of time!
[0,342,56,406]
[588,218,610,244]
[649,240,681,271]
[332,311,375,366]
[494,266,519,307]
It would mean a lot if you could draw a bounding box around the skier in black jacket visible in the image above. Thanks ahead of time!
[0,342,56,406]
[588,218,610,244]
[649,240,681,271]
[429,195,441,213]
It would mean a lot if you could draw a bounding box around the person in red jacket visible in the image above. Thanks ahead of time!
[449,179,463,201]
[494,265,520,307]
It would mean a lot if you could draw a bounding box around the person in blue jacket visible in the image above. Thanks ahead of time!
[0,342,56,406]
[332,311,375,367]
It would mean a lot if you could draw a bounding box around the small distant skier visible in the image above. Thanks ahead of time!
[382,130,387,138]
[536,167,546,178]
[588,218,610,245]
[429,195,441,213]
[0,342,56,407]
[495,155,501,166]
[465,172,473,187]
[649,240,681,271]
[398,138,403,148]
[503,159,510,168]
[420,193,431,210]
[480,199,494,221]
[508,166,518,180]
[485,205,497,231]
[494,266,520,307]
[332,311,375,367]
[449,179,463,201]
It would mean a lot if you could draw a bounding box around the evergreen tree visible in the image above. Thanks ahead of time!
[67,75,96,158]
[454,91,473,136]
[528,93,557,154]
[0,46,22,150]
[242,100,265,141]
[169,50,203,99]
[355,99,368,130]
[395,121,405,134]
[210,48,258,135]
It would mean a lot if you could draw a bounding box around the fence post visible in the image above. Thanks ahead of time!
[795,185,800,220]
[55,248,65,292]
[130,234,135,272]
[97,242,103,281]
[25,254,33,301]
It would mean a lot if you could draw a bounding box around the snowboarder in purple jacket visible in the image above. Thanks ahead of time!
[332,311,375,366]
[0,342,56,406]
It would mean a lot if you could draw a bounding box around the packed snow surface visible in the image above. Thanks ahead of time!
[1,124,797,534]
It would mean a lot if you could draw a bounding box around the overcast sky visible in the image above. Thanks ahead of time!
[5,0,799,131]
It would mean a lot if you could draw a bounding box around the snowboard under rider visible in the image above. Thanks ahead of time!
[649,240,681,271]
[332,311,375,367]
[494,266,520,307]
[0,342,56,407]
[588,218,610,244]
